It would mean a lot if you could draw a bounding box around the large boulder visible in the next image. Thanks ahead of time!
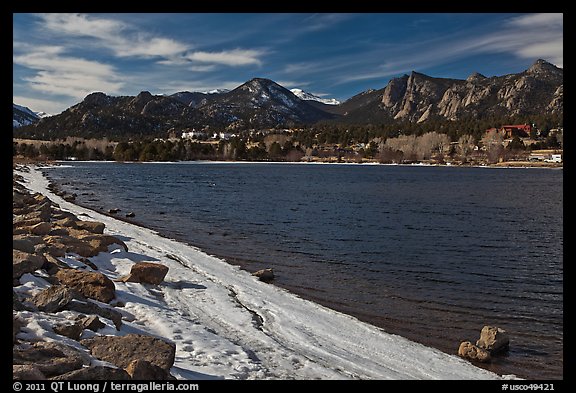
[75,220,106,234]
[31,285,74,312]
[476,326,510,354]
[81,334,176,371]
[55,269,116,303]
[122,262,169,285]
[51,366,130,380]
[458,341,491,363]
[13,342,86,377]
[13,250,46,279]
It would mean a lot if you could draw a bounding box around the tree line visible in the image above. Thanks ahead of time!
[13,113,563,163]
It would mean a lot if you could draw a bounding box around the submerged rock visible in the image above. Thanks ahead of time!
[458,341,491,363]
[252,268,274,282]
[476,325,510,354]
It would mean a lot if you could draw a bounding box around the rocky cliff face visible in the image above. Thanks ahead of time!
[372,59,563,123]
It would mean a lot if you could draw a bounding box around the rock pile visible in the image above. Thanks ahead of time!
[13,166,175,380]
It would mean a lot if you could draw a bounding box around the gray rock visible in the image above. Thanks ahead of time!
[476,326,510,354]
[81,334,176,371]
[13,238,36,254]
[65,299,123,330]
[32,285,74,313]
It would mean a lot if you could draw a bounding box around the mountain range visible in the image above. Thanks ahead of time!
[14,59,562,139]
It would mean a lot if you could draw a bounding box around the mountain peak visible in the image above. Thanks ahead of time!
[466,72,487,82]
[290,88,340,105]
[83,92,110,107]
[527,59,561,74]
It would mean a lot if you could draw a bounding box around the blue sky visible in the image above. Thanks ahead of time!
[13,13,563,115]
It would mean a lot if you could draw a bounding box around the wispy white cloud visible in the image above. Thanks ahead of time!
[189,65,217,72]
[338,13,563,84]
[186,49,265,67]
[14,44,124,99]
[300,13,353,32]
[509,13,562,27]
[37,13,189,59]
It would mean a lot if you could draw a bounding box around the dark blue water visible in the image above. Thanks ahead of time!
[44,162,563,379]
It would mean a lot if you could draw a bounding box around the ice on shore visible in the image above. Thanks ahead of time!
[17,166,505,380]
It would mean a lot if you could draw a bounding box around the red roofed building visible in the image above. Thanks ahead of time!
[501,124,531,138]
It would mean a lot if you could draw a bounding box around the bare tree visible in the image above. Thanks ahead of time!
[385,135,418,162]
[457,134,476,162]
[481,129,504,163]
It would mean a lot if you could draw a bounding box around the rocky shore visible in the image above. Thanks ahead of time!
[13,164,177,380]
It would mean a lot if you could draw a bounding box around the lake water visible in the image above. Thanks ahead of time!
[43,162,563,380]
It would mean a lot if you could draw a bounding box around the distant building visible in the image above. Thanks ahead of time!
[213,132,235,140]
[181,130,207,139]
[501,124,531,138]
[485,124,531,138]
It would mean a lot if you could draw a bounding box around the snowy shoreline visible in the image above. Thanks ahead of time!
[16,165,511,380]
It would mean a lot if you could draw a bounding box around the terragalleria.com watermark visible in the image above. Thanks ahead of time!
[13,382,199,393]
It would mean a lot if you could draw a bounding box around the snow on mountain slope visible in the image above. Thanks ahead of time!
[291,88,341,105]
[17,165,511,380]
[13,103,41,127]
